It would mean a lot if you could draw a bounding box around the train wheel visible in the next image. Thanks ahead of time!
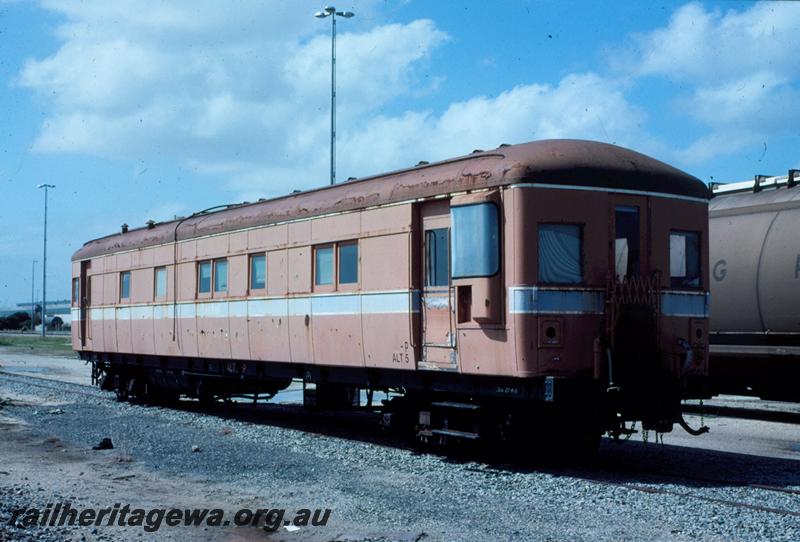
[145,387,180,406]
[114,384,128,402]
[198,390,216,406]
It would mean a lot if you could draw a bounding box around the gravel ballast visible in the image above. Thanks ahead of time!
[1,372,798,541]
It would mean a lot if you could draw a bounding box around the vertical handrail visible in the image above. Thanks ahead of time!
[407,230,417,348]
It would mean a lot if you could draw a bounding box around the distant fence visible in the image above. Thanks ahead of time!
[0,330,71,337]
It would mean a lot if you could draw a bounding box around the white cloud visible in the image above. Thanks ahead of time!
[18,2,454,196]
[338,73,651,179]
[23,2,641,200]
[23,0,798,197]
[615,2,800,165]
[625,2,800,84]
[222,72,652,199]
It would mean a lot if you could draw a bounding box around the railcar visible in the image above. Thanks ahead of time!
[72,139,711,443]
[709,171,800,400]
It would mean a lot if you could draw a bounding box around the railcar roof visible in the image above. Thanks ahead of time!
[73,139,708,261]
[710,182,800,215]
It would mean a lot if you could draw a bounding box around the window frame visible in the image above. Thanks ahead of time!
[314,244,336,292]
[337,241,359,290]
[72,277,80,306]
[197,260,213,298]
[119,271,131,302]
[197,258,230,298]
[450,202,501,280]
[425,227,450,288]
[154,266,167,300]
[669,230,702,289]
[313,240,360,292]
[248,253,267,293]
[537,222,585,286]
[213,258,229,294]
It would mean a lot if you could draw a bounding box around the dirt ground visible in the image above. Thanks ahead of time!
[0,388,344,542]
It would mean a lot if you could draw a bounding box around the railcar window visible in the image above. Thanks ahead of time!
[315,245,334,286]
[670,231,701,288]
[615,206,640,280]
[451,203,500,278]
[119,271,131,301]
[250,254,266,290]
[198,261,212,294]
[338,242,358,284]
[72,278,80,305]
[538,224,583,284]
[154,266,167,298]
[425,228,449,287]
[213,259,228,293]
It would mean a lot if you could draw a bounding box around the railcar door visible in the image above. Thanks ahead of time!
[80,260,91,348]
[420,200,458,370]
[609,195,659,386]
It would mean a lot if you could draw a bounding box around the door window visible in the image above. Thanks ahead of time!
[425,228,449,287]
[451,203,500,278]
[615,206,640,280]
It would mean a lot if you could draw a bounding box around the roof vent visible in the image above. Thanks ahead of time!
[416,161,429,166]
[258,198,266,202]
[146,220,155,229]
[498,143,510,148]
[789,169,799,189]
[471,149,484,154]
[121,223,129,234]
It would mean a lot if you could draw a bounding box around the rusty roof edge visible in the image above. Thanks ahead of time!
[72,139,705,261]
[72,161,520,261]
[75,150,508,247]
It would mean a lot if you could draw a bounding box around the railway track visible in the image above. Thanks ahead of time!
[611,481,800,517]
[683,402,800,425]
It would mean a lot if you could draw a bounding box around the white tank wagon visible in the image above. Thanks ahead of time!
[709,170,800,399]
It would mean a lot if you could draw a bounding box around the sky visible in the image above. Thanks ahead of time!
[0,0,798,307]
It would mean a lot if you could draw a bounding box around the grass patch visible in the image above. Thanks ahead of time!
[0,334,75,357]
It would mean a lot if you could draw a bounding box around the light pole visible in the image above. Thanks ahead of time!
[37,183,55,337]
[314,6,354,185]
[31,259,37,333]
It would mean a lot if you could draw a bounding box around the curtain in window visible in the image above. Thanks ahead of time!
[539,224,582,284]
[670,231,700,287]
